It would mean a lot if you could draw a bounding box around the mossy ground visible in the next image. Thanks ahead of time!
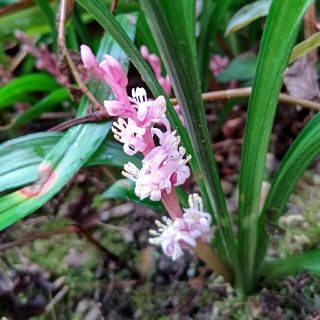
[1,171,320,319]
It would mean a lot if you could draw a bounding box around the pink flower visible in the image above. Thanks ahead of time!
[80,45,130,106]
[16,31,69,85]
[149,217,197,261]
[149,194,212,260]
[210,54,230,77]
[122,130,191,201]
[140,46,172,96]
[112,118,146,155]
[182,193,212,242]
[129,87,167,127]
[106,87,167,129]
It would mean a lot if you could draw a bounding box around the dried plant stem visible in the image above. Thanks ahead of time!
[49,88,320,132]
[58,0,104,111]
[0,0,33,16]
[48,111,108,131]
[304,3,318,63]
[194,241,233,283]
[170,88,320,112]
[110,0,119,13]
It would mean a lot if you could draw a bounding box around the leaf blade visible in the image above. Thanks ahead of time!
[237,0,314,292]
[262,250,320,280]
[0,14,137,231]
[225,0,272,36]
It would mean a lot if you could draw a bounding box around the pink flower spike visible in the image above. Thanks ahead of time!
[210,54,230,77]
[112,118,146,155]
[122,129,191,201]
[80,45,104,78]
[140,46,173,96]
[159,75,172,96]
[140,45,149,59]
[100,54,128,88]
[148,54,161,78]
[149,217,196,261]
[129,87,167,126]
[149,194,212,261]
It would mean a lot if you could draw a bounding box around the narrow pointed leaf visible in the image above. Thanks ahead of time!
[255,112,320,270]
[140,0,239,273]
[0,132,141,193]
[237,0,314,292]
[0,73,60,108]
[225,0,272,36]
[262,250,320,280]
[290,31,320,63]
[0,14,137,231]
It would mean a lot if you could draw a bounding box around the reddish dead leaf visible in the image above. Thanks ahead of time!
[19,163,57,198]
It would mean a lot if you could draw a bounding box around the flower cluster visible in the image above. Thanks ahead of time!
[140,46,185,126]
[80,45,212,260]
[122,128,191,201]
[149,194,212,260]
[81,44,189,202]
[16,31,70,85]
[210,54,230,77]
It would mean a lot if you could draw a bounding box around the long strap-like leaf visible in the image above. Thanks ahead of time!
[255,112,320,272]
[140,0,239,271]
[0,14,136,231]
[237,0,314,293]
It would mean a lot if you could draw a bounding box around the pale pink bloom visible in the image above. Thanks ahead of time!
[140,46,172,96]
[16,31,69,85]
[122,130,191,201]
[182,193,212,242]
[129,87,167,128]
[149,194,212,260]
[103,99,134,117]
[80,44,104,77]
[80,45,130,106]
[173,104,185,126]
[112,118,146,155]
[140,47,186,126]
[210,54,230,77]
[149,217,196,261]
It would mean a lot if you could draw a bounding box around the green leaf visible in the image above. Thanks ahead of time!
[237,0,314,293]
[197,0,232,89]
[0,14,137,231]
[0,132,61,192]
[255,112,320,272]
[216,54,258,83]
[290,31,320,63]
[136,12,159,56]
[94,179,164,211]
[225,0,271,36]
[35,0,56,33]
[13,88,71,128]
[0,6,51,40]
[0,131,141,193]
[140,0,240,274]
[262,250,320,280]
[0,73,60,108]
